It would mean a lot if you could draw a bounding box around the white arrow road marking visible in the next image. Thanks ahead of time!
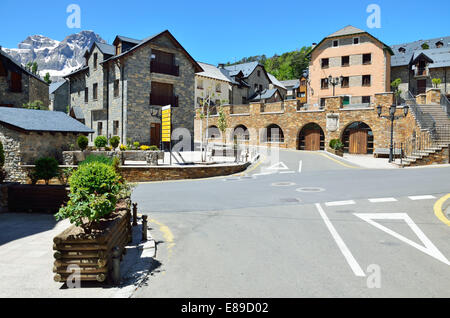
[354,213,450,266]
[315,204,366,277]
[298,160,303,173]
[267,162,289,171]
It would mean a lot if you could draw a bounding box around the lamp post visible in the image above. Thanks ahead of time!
[377,104,409,163]
[328,75,343,97]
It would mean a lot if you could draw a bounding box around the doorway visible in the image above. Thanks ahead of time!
[150,123,161,147]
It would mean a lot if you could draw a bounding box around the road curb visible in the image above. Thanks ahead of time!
[433,194,450,227]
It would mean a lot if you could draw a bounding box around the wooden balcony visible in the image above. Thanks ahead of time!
[150,61,179,76]
[150,94,178,107]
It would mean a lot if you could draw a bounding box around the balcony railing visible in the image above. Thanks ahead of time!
[150,94,178,107]
[150,61,179,76]
[414,68,429,77]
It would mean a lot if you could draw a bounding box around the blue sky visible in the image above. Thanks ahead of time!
[2,0,450,65]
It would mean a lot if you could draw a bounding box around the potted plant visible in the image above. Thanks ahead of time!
[329,139,344,157]
[94,136,108,151]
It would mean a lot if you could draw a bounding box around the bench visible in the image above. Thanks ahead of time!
[374,148,403,158]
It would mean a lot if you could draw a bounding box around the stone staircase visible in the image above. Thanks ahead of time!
[420,104,450,127]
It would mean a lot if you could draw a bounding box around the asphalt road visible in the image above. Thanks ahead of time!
[131,149,450,297]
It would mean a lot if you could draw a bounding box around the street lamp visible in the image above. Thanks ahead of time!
[377,104,409,163]
[328,75,343,96]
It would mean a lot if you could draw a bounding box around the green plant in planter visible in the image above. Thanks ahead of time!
[94,136,108,149]
[148,145,159,151]
[55,162,123,227]
[133,141,140,150]
[109,136,120,150]
[80,154,113,166]
[329,139,344,151]
[77,135,89,151]
[33,157,59,185]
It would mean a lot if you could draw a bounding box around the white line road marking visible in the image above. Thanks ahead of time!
[253,172,275,177]
[267,162,289,171]
[325,200,356,207]
[298,160,303,173]
[354,213,450,266]
[408,195,436,201]
[280,171,295,174]
[368,198,398,203]
[315,204,366,277]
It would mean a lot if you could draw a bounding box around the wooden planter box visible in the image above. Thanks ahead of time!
[53,199,132,284]
[328,148,344,157]
[8,184,69,213]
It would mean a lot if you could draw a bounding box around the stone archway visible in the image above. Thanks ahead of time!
[342,122,374,154]
[264,124,285,143]
[298,123,325,151]
[232,125,250,142]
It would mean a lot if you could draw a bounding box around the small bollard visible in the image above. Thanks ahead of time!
[142,215,148,241]
[132,203,138,226]
[112,246,121,285]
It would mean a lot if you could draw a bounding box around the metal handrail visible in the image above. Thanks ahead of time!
[404,91,436,130]
[441,94,450,116]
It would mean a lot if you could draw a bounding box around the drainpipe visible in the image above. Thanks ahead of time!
[121,62,125,143]
[106,64,109,138]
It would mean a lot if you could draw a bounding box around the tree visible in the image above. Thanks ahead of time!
[44,72,52,84]
[432,78,442,88]
[31,62,38,75]
[391,78,402,106]
[24,100,48,110]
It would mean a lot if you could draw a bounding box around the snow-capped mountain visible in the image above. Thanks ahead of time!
[3,30,105,80]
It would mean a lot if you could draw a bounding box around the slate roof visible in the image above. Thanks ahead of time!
[268,73,286,89]
[95,42,116,56]
[0,107,93,133]
[115,35,141,44]
[326,25,366,38]
[197,62,232,82]
[70,106,85,120]
[391,36,450,67]
[0,49,48,85]
[224,61,259,78]
[280,79,300,89]
[49,81,66,94]
[250,88,279,101]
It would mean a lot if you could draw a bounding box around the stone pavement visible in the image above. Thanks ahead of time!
[0,213,156,298]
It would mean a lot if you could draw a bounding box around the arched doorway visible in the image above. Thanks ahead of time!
[342,122,374,154]
[232,125,250,141]
[265,124,284,143]
[298,123,324,151]
[207,125,221,139]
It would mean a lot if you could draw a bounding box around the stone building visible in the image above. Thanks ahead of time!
[390,36,450,99]
[0,107,93,183]
[308,25,393,108]
[195,61,287,108]
[49,81,69,113]
[65,30,203,147]
[0,49,49,108]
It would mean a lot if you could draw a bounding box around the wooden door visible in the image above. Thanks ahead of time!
[417,79,426,94]
[150,123,161,146]
[304,130,320,151]
[349,130,368,154]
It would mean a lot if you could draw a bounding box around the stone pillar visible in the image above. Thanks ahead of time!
[416,94,426,105]
[426,88,441,105]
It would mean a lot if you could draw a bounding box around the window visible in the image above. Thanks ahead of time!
[113,121,119,135]
[341,56,350,67]
[216,83,221,93]
[321,78,329,89]
[93,53,98,70]
[398,47,406,54]
[97,122,103,136]
[114,80,119,97]
[320,98,326,108]
[362,96,371,104]
[353,37,360,45]
[197,79,203,89]
[333,40,339,47]
[116,43,122,55]
[257,70,261,77]
[93,83,98,100]
[10,72,22,92]
[0,61,6,76]
[436,41,444,48]
[341,76,349,88]
[362,75,371,87]
[343,96,350,106]
[84,87,89,103]
[242,97,247,104]
[266,124,284,143]
[321,58,329,69]
[254,84,259,91]
[363,54,372,65]
[259,84,263,92]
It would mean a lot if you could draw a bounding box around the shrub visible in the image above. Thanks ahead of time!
[140,145,150,151]
[112,156,121,175]
[80,154,113,166]
[77,135,89,151]
[329,139,344,151]
[109,136,120,150]
[149,145,159,151]
[94,136,108,148]
[55,162,123,227]
[34,157,59,185]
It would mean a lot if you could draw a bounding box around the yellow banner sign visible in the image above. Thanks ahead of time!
[161,105,171,142]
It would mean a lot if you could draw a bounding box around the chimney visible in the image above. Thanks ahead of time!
[218,63,225,69]
[311,43,317,49]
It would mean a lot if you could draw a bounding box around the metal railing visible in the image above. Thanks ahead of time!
[403,91,436,130]
[441,94,450,117]
[399,125,450,161]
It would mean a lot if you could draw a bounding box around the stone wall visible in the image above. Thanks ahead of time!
[195,93,421,152]
[120,162,250,182]
[62,150,163,166]
[29,76,50,107]
[408,145,449,166]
